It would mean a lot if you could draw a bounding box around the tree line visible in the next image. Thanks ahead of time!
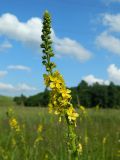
[14,81,120,108]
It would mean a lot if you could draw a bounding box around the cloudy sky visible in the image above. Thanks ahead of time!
[0,0,120,96]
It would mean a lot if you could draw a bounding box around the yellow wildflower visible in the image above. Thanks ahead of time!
[9,118,17,127]
[103,137,107,144]
[9,118,20,132]
[49,82,55,89]
[59,116,62,122]
[61,89,71,99]
[80,105,87,115]
[77,143,83,155]
[67,106,79,122]
[37,124,43,133]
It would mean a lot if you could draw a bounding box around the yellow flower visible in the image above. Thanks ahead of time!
[34,137,43,146]
[80,105,85,111]
[37,124,43,133]
[45,70,79,124]
[67,107,79,122]
[9,118,17,127]
[48,103,53,113]
[54,110,59,115]
[59,116,62,122]
[77,143,82,155]
[56,83,61,89]
[9,118,20,132]
[61,89,71,99]
[49,82,55,89]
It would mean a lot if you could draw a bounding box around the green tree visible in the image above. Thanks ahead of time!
[108,82,118,108]
[77,80,91,107]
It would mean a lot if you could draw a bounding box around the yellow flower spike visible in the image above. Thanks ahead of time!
[59,116,62,122]
[9,118,18,129]
[41,11,79,159]
[9,118,20,132]
[103,137,107,144]
[37,124,43,133]
[8,108,14,114]
[48,103,53,113]
[77,143,83,155]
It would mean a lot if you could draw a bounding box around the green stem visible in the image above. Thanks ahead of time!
[65,115,78,160]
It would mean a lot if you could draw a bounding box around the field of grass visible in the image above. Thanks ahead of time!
[0,106,120,160]
[0,96,15,107]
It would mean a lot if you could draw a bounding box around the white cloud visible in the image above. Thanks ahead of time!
[109,0,120,3]
[0,40,12,52]
[8,65,31,72]
[0,82,14,91]
[83,64,120,85]
[0,13,42,47]
[107,64,120,84]
[102,13,120,32]
[16,83,37,92]
[83,74,109,85]
[96,32,120,55]
[0,71,7,78]
[54,38,91,62]
[96,13,120,55]
[0,13,92,62]
[0,82,38,96]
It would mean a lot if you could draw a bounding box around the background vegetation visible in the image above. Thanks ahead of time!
[13,81,120,109]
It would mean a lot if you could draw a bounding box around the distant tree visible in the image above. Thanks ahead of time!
[77,80,91,107]
[90,83,108,108]
[13,94,27,106]
[107,82,118,108]
[23,89,49,107]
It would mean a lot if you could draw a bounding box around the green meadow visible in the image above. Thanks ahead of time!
[0,102,120,160]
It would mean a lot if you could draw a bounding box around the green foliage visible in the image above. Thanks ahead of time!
[14,94,27,106]
[25,89,49,107]
[13,81,120,108]
[0,107,120,160]
[72,81,120,109]
[13,90,49,107]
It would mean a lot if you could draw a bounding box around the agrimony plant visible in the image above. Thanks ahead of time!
[41,10,80,159]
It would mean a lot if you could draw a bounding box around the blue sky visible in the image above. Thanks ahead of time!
[0,0,120,96]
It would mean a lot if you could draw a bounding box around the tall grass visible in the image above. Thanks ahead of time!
[0,107,119,160]
[0,96,15,107]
